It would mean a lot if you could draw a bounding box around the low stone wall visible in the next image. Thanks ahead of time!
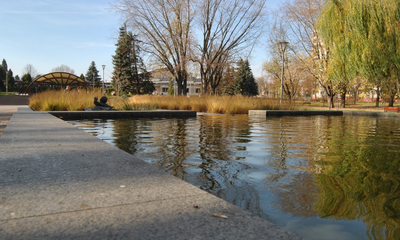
[343,111,400,117]
[49,110,197,120]
[249,110,343,117]
[249,110,400,118]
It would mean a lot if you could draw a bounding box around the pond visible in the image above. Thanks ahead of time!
[68,114,400,240]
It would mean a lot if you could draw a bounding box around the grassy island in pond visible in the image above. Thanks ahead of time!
[29,90,296,114]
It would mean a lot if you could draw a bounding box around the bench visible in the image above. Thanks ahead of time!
[302,101,312,105]
[383,107,400,113]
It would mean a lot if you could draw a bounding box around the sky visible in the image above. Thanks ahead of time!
[0,0,283,82]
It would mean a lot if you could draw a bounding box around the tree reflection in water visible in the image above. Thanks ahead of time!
[70,115,400,240]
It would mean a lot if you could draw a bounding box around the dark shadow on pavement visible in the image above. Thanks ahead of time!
[0,95,30,105]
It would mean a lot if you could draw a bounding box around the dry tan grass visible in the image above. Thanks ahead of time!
[29,90,102,111]
[29,90,297,113]
[122,95,294,114]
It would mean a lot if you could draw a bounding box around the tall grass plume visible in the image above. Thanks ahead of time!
[30,90,103,111]
[30,90,296,114]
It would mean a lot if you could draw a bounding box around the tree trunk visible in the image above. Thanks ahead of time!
[340,89,346,108]
[375,86,380,107]
[201,71,208,95]
[327,94,335,109]
[353,89,358,104]
[388,96,394,107]
[387,84,397,107]
[183,80,187,95]
[322,85,335,108]
[287,90,293,104]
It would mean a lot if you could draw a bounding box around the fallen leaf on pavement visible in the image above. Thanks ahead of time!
[213,213,228,219]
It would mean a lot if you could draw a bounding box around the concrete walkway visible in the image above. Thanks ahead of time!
[0,106,18,137]
[0,105,301,240]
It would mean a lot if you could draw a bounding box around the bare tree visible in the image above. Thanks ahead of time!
[22,64,40,79]
[263,52,304,103]
[113,0,193,95]
[277,0,335,106]
[266,7,313,103]
[193,0,266,94]
[51,64,76,74]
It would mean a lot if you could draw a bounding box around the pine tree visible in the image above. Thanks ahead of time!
[2,59,7,72]
[216,65,236,95]
[234,59,258,96]
[21,73,32,92]
[79,74,85,81]
[6,69,15,91]
[112,25,153,95]
[85,61,100,87]
[0,68,6,92]
[141,70,155,94]
[168,78,175,95]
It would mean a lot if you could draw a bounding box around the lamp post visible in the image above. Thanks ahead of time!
[92,73,95,91]
[102,65,105,95]
[278,41,289,104]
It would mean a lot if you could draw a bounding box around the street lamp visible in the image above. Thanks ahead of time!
[278,41,289,104]
[92,72,95,91]
[102,65,106,95]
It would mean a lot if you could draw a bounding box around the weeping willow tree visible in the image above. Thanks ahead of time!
[352,0,400,107]
[318,0,400,107]
[317,0,357,108]
[378,0,400,106]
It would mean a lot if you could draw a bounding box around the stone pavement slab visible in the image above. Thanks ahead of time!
[0,106,19,137]
[0,107,301,240]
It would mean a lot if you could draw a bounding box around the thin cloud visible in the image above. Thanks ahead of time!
[3,10,104,15]
[76,42,115,49]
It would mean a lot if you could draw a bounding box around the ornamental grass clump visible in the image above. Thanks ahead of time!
[29,90,102,111]
[30,90,297,113]
[121,95,292,114]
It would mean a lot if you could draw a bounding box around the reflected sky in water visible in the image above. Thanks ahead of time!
[69,115,400,240]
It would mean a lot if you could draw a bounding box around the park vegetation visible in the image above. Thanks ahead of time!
[2,0,400,110]
[28,89,294,114]
[264,0,400,108]
[112,0,265,96]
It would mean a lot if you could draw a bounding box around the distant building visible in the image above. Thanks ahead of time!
[150,68,202,96]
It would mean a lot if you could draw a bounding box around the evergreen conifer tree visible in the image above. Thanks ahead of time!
[112,25,154,95]
[0,59,7,91]
[168,78,175,95]
[0,68,6,92]
[6,69,15,91]
[21,73,32,92]
[217,65,236,95]
[234,59,258,96]
[85,61,100,87]
[2,59,7,72]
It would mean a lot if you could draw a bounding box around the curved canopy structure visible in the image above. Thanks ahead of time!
[26,72,87,92]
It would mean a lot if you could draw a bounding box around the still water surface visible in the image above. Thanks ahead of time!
[69,115,400,240]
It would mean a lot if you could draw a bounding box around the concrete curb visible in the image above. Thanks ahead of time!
[49,110,197,120]
[249,110,343,117]
[249,110,400,118]
[343,111,400,117]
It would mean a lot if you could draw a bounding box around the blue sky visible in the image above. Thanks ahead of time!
[0,0,283,82]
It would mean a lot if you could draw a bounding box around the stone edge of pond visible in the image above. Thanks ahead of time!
[249,110,400,118]
[49,110,197,120]
[249,110,343,117]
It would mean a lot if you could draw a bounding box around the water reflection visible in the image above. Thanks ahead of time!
[69,115,400,240]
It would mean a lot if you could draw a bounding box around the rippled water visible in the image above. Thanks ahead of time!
[69,115,400,240]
